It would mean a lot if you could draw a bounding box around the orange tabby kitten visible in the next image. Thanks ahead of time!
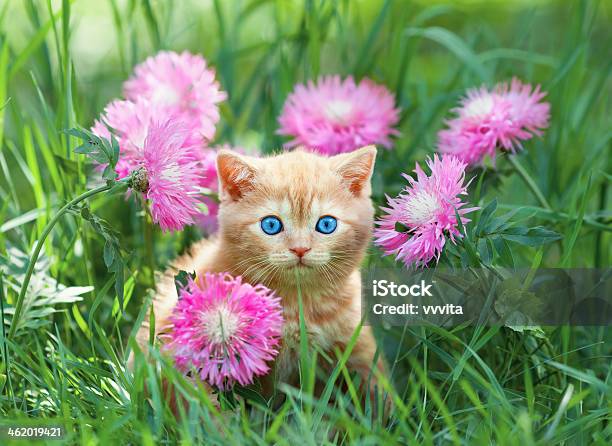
[135,146,386,404]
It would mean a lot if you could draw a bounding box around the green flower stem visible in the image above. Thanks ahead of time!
[507,155,553,211]
[144,212,155,285]
[496,203,611,232]
[8,182,113,339]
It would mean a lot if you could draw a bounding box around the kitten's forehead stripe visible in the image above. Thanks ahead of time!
[290,186,316,224]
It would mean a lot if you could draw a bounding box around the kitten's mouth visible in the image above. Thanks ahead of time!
[289,261,313,270]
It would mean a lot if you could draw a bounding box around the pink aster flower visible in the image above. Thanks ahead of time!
[437,78,550,166]
[92,98,204,179]
[98,98,154,155]
[374,155,478,268]
[92,98,165,178]
[124,51,227,142]
[164,273,284,389]
[130,119,204,232]
[278,75,400,155]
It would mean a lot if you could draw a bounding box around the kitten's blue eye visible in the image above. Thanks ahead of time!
[316,216,337,234]
[261,216,283,235]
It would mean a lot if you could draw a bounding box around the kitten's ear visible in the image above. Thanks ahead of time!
[331,145,377,195]
[216,150,258,201]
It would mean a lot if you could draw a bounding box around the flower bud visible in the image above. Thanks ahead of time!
[129,167,149,193]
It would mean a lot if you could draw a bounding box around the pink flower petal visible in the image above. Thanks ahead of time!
[164,273,284,389]
[278,75,400,154]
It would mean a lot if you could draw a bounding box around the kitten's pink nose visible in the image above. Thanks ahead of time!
[290,247,311,258]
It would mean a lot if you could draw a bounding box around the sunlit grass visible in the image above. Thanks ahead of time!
[0,0,610,445]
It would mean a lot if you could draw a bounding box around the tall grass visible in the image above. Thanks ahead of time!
[0,1,610,444]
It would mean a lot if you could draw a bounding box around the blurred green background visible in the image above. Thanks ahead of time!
[0,1,610,444]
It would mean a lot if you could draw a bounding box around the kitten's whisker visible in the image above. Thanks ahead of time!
[317,263,335,286]
[253,263,273,280]
[240,259,273,283]
[260,266,279,287]
[233,255,268,270]
[237,260,268,275]
[250,262,278,286]
[316,263,342,291]
[322,260,350,285]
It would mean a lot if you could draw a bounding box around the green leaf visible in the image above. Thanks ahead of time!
[475,199,497,236]
[234,386,269,408]
[65,127,89,140]
[485,206,532,233]
[110,134,120,165]
[501,226,562,246]
[109,257,125,308]
[0,246,91,337]
[102,163,118,181]
[66,127,118,173]
[103,240,115,268]
[504,323,546,338]
[493,237,515,268]
[174,270,197,296]
[73,144,92,155]
[394,221,411,233]
[477,238,493,265]
[76,203,125,309]
[454,208,480,266]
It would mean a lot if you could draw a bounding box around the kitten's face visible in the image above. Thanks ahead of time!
[216,147,376,292]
